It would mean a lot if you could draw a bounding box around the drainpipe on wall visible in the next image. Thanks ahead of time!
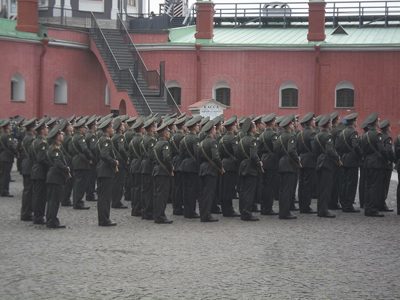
[39,39,49,118]
[314,45,321,115]
[195,44,201,102]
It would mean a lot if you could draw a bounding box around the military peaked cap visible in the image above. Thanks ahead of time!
[319,114,331,127]
[314,115,323,123]
[360,119,369,130]
[275,115,286,125]
[23,117,38,129]
[330,111,339,120]
[113,118,123,130]
[185,115,201,127]
[200,116,210,126]
[73,118,87,128]
[60,119,70,131]
[344,113,358,121]
[1,118,11,127]
[34,119,47,131]
[222,115,237,127]
[241,118,252,132]
[379,118,390,129]
[201,120,215,133]
[132,116,145,129]
[156,121,170,133]
[178,112,186,119]
[300,112,315,124]
[253,115,263,123]
[68,114,76,123]
[98,118,113,129]
[47,125,63,139]
[262,113,276,123]
[86,116,97,127]
[280,114,295,128]
[143,117,156,128]
[174,117,186,126]
[365,112,378,125]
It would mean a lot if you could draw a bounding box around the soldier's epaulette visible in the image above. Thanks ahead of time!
[329,133,332,135]
[55,145,60,149]
[106,137,110,140]
[42,139,46,143]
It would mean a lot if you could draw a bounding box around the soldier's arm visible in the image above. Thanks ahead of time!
[37,142,48,167]
[377,134,390,161]
[162,143,173,172]
[117,137,129,162]
[385,137,396,163]
[311,134,319,157]
[232,136,239,157]
[326,135,340,161]
[249,140,261,165]
[100,139,117,168]
[287,136,299,161]
[211,141,223,168]
[52,150,69,174]
[78,137,92,160]
[6,135,18,156]
[351,132,363,159]
[395,137,400,160]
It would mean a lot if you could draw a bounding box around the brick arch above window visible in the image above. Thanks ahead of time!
[335,81,354,108]
[279,81,298,108]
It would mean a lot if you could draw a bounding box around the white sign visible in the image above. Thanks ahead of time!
[200,104,224,119]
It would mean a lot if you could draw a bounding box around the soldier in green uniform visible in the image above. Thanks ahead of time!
[70,119,92,210]
[170,117,186,215]
[329,111,343,210]
[219,116,241,217]
[97,118,118,226]
[178,115,202,219]
[20,118,37,221]
[140,117,157,220]
[129,117,145,217]
[379,119,396,212]
[60,119,74,206]
[31,119,49,224]
[198,120,223,222]
[395,121,400,215]
[45,125,71,228]
[338,113,362,213]
[358,119,369,209]
[152,120,174,224]
[313,114,341,218]
[314,115,322,134]
[111,118,129,209]
[294,115,301,135]
[275,114,300,220]
[259,113,279,216]
[296,112,317,214]
[0,118,19,197]
[124,117,137,202]
[361,113,389,217]
[237,118,262,222]
[85,116,98,202]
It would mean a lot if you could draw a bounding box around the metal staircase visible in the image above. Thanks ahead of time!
[90,13,181,116]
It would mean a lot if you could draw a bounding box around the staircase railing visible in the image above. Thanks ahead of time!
[117,14,160,89]
[91,12,152,116]
[117,14,181,115]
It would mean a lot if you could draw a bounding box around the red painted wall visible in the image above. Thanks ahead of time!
[139,48,400,136]
[0,39,110,119]
[129,32,169,44]
[47,28,90,44]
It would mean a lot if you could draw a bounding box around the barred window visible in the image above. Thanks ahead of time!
[11,73,25,101]
[335,81,354,108]
[127,0,136,6]
[216,88,230,106]
[279,81,298,108]
[168,87,181,106]
[281,88,298,108]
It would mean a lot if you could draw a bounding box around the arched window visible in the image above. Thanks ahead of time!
[213,81,231,106]
[166,80,181,106]
[119,99,127,115]
[280,81,298,108]
[105,84,110,106]
[335,81,354,108]
[54,77,67,104]
[11,73,25,101]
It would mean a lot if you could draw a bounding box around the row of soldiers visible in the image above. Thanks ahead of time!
[0,110,399,227]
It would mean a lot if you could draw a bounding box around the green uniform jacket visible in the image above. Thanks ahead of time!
[381,131,396,170]
[259,128,278,170]
[275,130,299,174]
[199,135,222,178]
[112,132,129,169]
[30,135,49,180]
[218,131,238,172]
[85,130,98,163]
[313,129,340,171]
[152,137,173,176]
[21,132,35,176]
[338,126,362,167]
[97,134,117,178]
[296,126,317,168]
[0,132,18,162]
[140,132,156,174]
[46,143,70,184]
[70,130,92,170]
[238,133,261,177]
[177,131,200,173]
[61,133,73,168]
[129,134,143,174]
[170,130,184,170]
[362,128,390,170]
[394,134,400,170]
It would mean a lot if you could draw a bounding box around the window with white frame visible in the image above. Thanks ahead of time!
[212,81,231,107]
[335,81,354,108]
[54,77,68,104]
[11,73,25,101]
[280,81,298,108]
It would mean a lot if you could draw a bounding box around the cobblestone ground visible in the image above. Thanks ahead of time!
[1,168,400,300]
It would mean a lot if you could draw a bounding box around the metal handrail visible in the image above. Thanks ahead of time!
[128,69,153,115]
[91,12,152,115]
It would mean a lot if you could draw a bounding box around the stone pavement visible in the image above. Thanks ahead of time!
[1,168,400,300]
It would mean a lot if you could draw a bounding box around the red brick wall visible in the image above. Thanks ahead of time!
[0,39,111,119]
[47,28,90,44]
[139,48,400,136]
[129,32,169,44]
